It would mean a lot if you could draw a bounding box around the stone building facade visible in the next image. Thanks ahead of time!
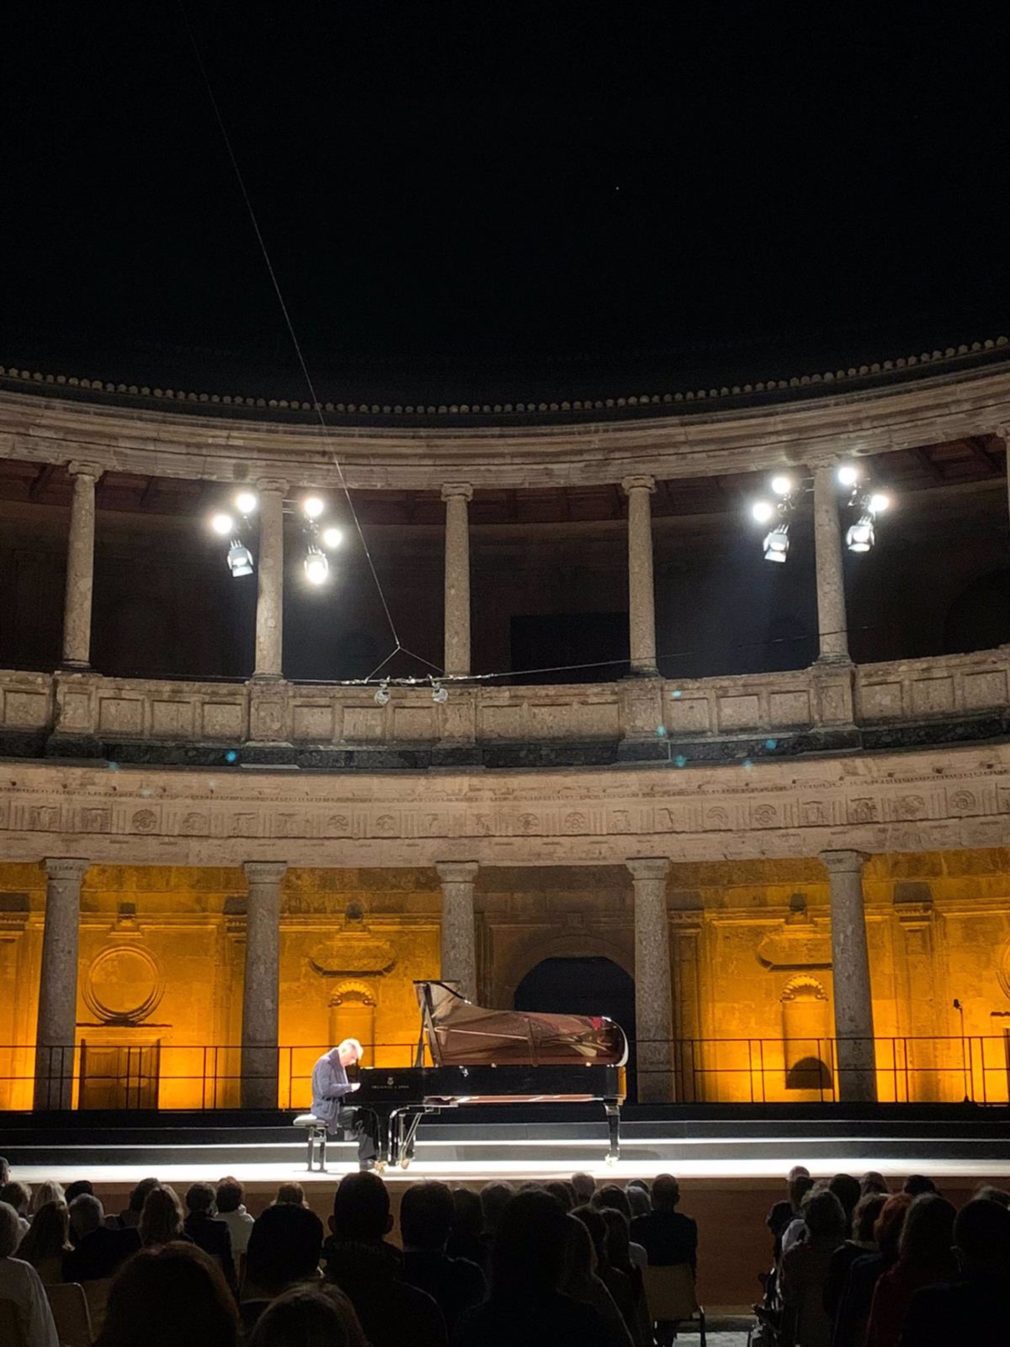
[1,344,1010,1111]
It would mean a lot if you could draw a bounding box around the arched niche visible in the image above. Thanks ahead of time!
[781,975,834,1098]
[327,980,377,1063]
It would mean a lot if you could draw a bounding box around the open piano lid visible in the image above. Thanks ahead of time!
[415,980,629,1068]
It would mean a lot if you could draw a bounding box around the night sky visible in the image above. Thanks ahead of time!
[4,2,1010,400]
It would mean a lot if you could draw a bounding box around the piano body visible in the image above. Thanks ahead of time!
[355,980,628,1168]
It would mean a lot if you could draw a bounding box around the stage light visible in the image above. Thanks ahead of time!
[846,516,875,552]
[432,682,449,704]
[763,526,789,563]
[770,474,794,497]
[227,540,254,577]
[868,491,891,515]
[211,512,235,536]
[374,681,390,706]
[837,463,860,488]
[303,546,329,584]
[321,526,344,549]
[751,500,775,524]
[302,495,325,520]
[234,490,258,515]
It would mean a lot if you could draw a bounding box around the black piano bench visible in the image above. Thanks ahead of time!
[293,1113,328,1172]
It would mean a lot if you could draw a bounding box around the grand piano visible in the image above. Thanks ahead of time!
[354,980,628,1168]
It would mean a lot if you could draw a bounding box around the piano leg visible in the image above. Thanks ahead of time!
[604,1100,621,1164]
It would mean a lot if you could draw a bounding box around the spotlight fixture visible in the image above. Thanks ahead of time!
[303,546,329,585]
[431,682,449,704]
[234,490,258,516]
[211,512,235,536]
[868,491,891,515]
[845,516,875,553]
[751,500,775,524]
[763,525,790,563]
[837,463,860,488]
[321,526,344,550]
[770,474,794,497]
[373,681,390,706]
[226,539,254,577]
[302,495,325,520]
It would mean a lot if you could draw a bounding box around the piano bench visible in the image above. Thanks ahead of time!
[292,1114,329,1172]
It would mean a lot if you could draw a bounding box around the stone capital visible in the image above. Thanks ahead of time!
[242,860,288,886]
[43,857,89,883]
[626,856,670,883]
[805,449,847,471]
[255,477,289,496]
[820,849,868,875]
[436,860,480,885]
[66,460,104,481]
[441,483,474,503]
[621,474,656,496]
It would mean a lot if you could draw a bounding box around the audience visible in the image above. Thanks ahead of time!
[64,1193,141,1282]
[0,1179,31,1240]
[900,1196,1010,1346]
[114,1177,159,1230]
[865,1193,956,1347]
[94,1241,239,1347]
[0,1157,9,1187]
[445,1187,487,1269]
[0,1199,58,1347]
[629,1173,698,1272]
[572,1172,596,1205]
[861,1171,890,1196]
[767,1166,814,1261]
[27,1181,64,1220]
[140,1185,188,1247]
[215,1177,255,1257]
[478,1181,513,1244]
[63,1179,94,1205]
[823,1190,887,1322]
[183,1181,236,1292]
[561,1213,633,1347]
[273,1182,308,1207]
[779,1187,847,1347]
[902,1175,937,1198]
[246,1284,368,1347]
[830,1192,913,1347]
[244,1203,324,1300]
[572,1203,640,1346]
[625,1180,652,1219]
[973,1183,1010,1208]
[399,1180,486,1333]
[545,1179,577,1210]
[592,1184,648,1269]
[599,1206,652,1347]
[16,1200,72,1283]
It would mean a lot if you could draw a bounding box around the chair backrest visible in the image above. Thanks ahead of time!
[643,1262,699,1320]
[46,1281,93,1347]
[82,1277,113,1338]
[0,1297,30,1347]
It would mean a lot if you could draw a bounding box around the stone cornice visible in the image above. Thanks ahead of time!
[2,353,1010,490]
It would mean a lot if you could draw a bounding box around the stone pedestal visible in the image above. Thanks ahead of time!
[253,480,287,680]
[441,485,473,678]
[61,463,102,670]
[622,476,658,676]
[34,858,88,1110]
[812,462,850,664]
[436,861,479,1001]
[822,849,876,1101]
[628,856,674,1101]
[241,860,287,1109]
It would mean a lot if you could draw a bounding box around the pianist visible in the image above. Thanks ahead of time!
[310,1039,381,1171]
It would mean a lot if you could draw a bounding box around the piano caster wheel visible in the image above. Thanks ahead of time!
[399,1156,412,1170]
[605,1154,618,1166]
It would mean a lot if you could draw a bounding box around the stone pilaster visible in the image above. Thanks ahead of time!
[61,462,103,670]
[241,860,287,1109]
[822,849,876,1101]
[34,858,88,1110]
[627,856,673,1101]
[893,883,939,1101]
[253,479,288,680]
[670,897,705,1102]
[622,476,658,676]
[812,461,850,664]
[441,484,473,678]
[435,861,479,1001]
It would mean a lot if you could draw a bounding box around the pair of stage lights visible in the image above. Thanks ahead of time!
[374,679,449,705]
[750,464,892,563]
[209,492,345,584]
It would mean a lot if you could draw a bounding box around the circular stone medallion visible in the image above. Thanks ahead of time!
[84,945,163,1024]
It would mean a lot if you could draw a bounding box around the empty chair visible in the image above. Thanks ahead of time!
[642,1263,706,1347]
[44,1282,92,1347]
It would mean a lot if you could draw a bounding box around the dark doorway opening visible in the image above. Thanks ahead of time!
[513,955,637,1099]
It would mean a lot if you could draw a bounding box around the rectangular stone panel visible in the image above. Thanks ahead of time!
[717,695,762,731]
[3,691,49,727]
[963,670,1008,710]
[98,697,144,735]
[341,707,385,741]
[480,705,526,739]
[768,690,811,727]
[151,700,194,738]
[292,704,335,741]
[200,701,244,739]
[858,681,903,720]
[910,676,954,717]
[667,697,711,733]
[392,706,436,741]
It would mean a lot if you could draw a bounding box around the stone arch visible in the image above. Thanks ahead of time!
[327,979,377,1063]
[494,931,634,1011]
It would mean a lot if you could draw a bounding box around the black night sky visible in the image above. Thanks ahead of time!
[3,2,1010,400]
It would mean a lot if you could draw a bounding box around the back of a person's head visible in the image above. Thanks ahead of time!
[561,1213,596,1288]
[973,1184,1010,1209]
[652,1174,681,1211]
[787,1165,811,1183]
[0,1180,29,1215]
[599,1207,632,1269]
[216,1178,244,1215]
[479,1181,514,1234]
[571,1203,608,1267]
[0,1201,21,1258]
[491,1191,569,1296]
[70,1193,105,1238]
[186,1182,216,1216]
[828,1173,862,1223]
[128,1178,160,1214]
[18,1200,70,1264]
[331,1172,390,1243]
[788,1173,815,1210]
[65,1179,95,1204]
[626,1180,651,1217]
[801,1188,846,1240]
[860,1171,888,1196]
[275,1182,306,1207]
[592,1184,632,1218]
[0,1158,9,1187]
[902,1174,937,1197]
[140,1187,184,1246]
[954,1197,1010,1278]
[450,1187,483,1238]
[30,1179,64,1216]
[852,1192,887,1243]
[95,1242,238,1347]
[544,1181,575,1211]
[247,1284,365,1347]
[898,1193,956,1265]
[246,1203,324,1294]
[571,1172,596,1204]
[400,1182,453,1251]
[873,1193,914,1259]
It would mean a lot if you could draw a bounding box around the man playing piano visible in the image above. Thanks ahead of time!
[311,1039,381,1171]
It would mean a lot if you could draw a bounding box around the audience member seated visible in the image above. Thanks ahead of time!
[901,1175,937,1198]
[243,1203,324,1301]
[561,1213,633,1347]
[63,1181,94,1207]
[629,1173,697,1273]
[899,1197,1010,1347]
[779,1188,846,1347]
[139,1186,189,1248]
[865,1193,956,1347]
[625,1181,651,1219]
[16,1201,72,1283]
[94,1241,239,1347]
[478,1181,513,1246]
[766,1167,812,1263]
[591,1185,647,1269]
[273,1182,308,1208]
[456,1189,613,1347]
[599,1207,652,1347]
[183,1183,236,1293]
[215,1178,255,1259]
[27,1183,63,1223]
[861,1172,889,1196]
[0,1200,58,1347]
[0,1181,31,1242]
[322,1172,447,1347]
[64,1194,141,1283]
[572,1172,596,1205]
[572,1204,638,1343]
[545,1180,576,1211]
[114,1179,159,1231]
[823,1192,887,1323]
[973,1183,1010,1208]
[246,1284,368,1347]
[0,1158,9,1187]
[445,1188,487,1270]
[829,1192,912,1347]
[399,1181,486,1334]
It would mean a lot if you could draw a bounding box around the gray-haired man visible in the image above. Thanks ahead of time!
[311,1038,381,1171]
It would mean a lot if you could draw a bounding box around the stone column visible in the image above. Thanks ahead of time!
[812,461,850,664]
[253,479,288,680]
[622,476,658,675]
[34,858,88,1110]
[241,860,287,1109]
[61,462,102,670]
[441,484,474,678]
[822,849,876,1101]
[627,857,673,1101]
[435,861,479,1001]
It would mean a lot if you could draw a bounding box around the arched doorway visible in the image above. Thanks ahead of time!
[513,956,637,1098]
